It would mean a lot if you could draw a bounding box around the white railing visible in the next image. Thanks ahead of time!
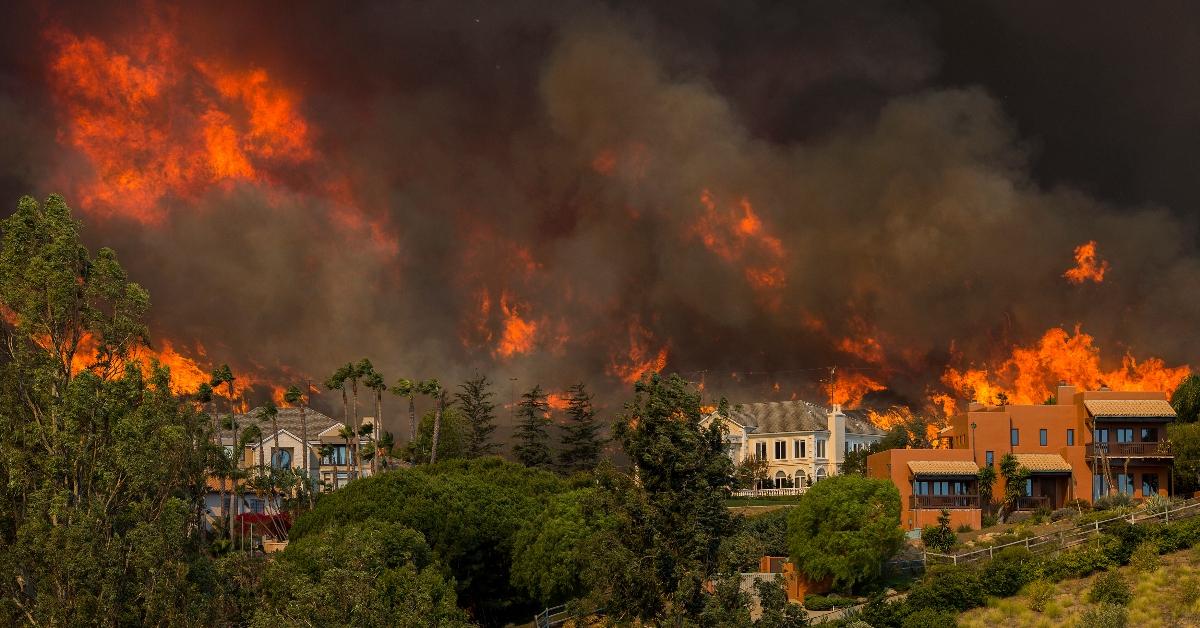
[924,496,1200,567]
[732,487,808,498]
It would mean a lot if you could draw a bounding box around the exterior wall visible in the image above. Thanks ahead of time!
[867,448,979,531]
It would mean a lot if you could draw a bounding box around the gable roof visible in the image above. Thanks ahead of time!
[224,407,340,441]
[715,400,886,436]
[1084,399,1176,418]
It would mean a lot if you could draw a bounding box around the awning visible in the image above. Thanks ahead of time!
[908,460,979,478]
[1013,453,1072,475]
[1084,399,1176,418]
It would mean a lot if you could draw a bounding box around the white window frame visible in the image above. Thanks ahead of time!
[774,440,787,460]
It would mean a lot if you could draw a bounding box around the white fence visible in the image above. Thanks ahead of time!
[925,497,1200,567]
[732,487,808,498]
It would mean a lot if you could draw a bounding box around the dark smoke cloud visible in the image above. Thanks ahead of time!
[0,0,1198,425]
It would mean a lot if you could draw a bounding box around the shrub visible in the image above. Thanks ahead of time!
[1128,540,1161,573]
[1043,539,1114,581]
[906,565,986,613]
[1078,602,1128,628]
[1050,507,1076,522]
[1064,498,1091,513]
[1088,570,1132,606]
[981,513,999,528]
[921,510,957,553]
[900,608,957,628]
[982,547,1038,597]
[802,594,858,611]
[857,596,911,628]
[1143,493,1172,514]
[1025,578,1055,612]
[956,523,973,533]
[1094,494,1133,511]
[1077,507,1131,527]
[1101,520,1148,565]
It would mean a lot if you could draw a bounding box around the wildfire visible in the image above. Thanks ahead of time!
[693,190,786,299]
[493,292,538,358]
[867,406,945,448]
[46,24,312,223]
[608,318,668,384]
[939,325,1190,409]
[829,371,886,408]
[546,393,571,411]
[1063,240,1110,284]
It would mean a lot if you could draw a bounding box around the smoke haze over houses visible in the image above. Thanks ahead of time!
[0,1,1197,425]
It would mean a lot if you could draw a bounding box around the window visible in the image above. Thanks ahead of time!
[815,439,827,458]
[1096,428,1109,443]
[815,467,827,481]
[985,451,994,467]
[1143,473,1160,497]
[1116,428,1134,444]
[794,439,801,458]
[321,445,348,466]
[1093,473,1108,500]
[800,440,807,458]
[755,442,768,460]
[1024,478,1032,497]
[774,440,787,460]
[271,447,294,469]
[1141,428,1158,442]
[1039,429,1048,446]
[1118,473,1135,496]
[1011,428,1019,446]
[774,471,788,488]
[794,469,807,487]
[1067,429,1075,446]
[914,480,971,496]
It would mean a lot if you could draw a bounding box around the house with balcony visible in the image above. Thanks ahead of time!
[868,383,1177,531]
[702,400,887,492]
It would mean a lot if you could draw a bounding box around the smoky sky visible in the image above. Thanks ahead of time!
[0,0,1197,422]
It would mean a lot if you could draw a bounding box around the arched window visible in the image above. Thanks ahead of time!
[815,467,828,482]
[794,469,808,487]
[774,471,787,489]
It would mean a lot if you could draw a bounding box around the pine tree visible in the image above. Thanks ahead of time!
[456,374,498,458]
[557,382,602,472]
[512,384,552,468]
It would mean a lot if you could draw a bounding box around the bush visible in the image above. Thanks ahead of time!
[906,565,986,613]
[1078,602,1129,628]
[1128,540,1161,573]
[1143,493,1172,514]
[802,594,858,611]
[1064,498,1091,513]
[1088,570,1132,606]
[1094,494,1133,511]
[1077,507,1131,527]
[1101,521,1148,565]
[981,513,999,528]
[900,608,957,628]
[1043,539,1114,581]
[1025,579,1055,612]
[956,523,973,533]
[1050,507,1076,522]
[982,547,1039,597]
[921,510,957,553]
[857,596,911,628]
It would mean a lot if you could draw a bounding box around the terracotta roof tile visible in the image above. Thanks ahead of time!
[1013,453,1072,473]
[907,460,979,476]
[1084,399,1176,418]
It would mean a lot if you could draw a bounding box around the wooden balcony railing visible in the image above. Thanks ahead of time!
[1014,496,1050,511]
[910,494,980,510]
[1089,442,1173,458]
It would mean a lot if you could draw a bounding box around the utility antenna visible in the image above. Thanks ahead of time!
[827,365,837,407]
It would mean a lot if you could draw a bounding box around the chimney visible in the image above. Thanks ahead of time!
[828,403,846,474]
[1057,381,1076,405]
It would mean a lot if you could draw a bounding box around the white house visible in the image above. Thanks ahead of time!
[701,400,887,489]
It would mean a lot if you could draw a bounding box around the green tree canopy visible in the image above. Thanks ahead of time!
[557,382,604,473]
[408,405,467,463]
[512,384,552,468]
[1172,374,1200,423]
[456,374,498,458]
[510,487,609,606]
[787,474,904,591]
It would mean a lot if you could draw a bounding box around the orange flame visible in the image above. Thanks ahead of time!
[493,292,538,358]
[693,190,786,300]
[546,393,570,411]
[939,325,1189,410]
[866,406,946,449]
[608,318,668,384]
[1063,240,1109,284]
[829,371,886,408]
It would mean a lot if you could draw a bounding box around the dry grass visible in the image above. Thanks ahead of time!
[958,549,1200,627]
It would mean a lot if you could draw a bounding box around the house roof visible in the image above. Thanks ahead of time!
[223,407,340,441]
[716,400,887,436]
[1084,399,1176,418]
[1012,453,1072,474]
[907,460,979,477]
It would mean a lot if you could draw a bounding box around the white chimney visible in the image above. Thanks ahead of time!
[828,403,846,475]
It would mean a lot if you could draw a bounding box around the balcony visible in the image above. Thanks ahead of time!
[910,494,980,510]
[1014,495,1050,511]
[1088,442,1173,458]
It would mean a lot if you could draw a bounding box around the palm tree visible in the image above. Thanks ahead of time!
[283,385,312,505]
[317,444,335,491]
[391,378,419,449]
[418,379,444,463]
[337,424,356,487]
[210,364,237,536]
[363,368,386,474]
[260,400,280,471]
[348,360,369,444]
[357,423,373,479]
[325,365,351,471]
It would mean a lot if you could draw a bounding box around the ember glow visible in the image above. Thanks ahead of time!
[694,190,786,299]
[1063,240,1110,284]
[608,318,669,385]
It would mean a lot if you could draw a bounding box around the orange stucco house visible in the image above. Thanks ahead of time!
[869,383,1175,531]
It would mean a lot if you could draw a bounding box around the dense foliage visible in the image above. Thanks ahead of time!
[787,475,904,590]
